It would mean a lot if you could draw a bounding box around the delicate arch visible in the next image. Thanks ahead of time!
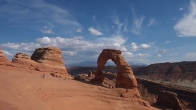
[93,49,137,89]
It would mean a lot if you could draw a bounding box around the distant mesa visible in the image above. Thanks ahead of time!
[133,61,196,86]
[0,48,10,65]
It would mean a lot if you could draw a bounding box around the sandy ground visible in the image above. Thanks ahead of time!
[0,65,159,110]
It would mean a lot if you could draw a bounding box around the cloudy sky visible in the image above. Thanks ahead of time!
[1,0,196,65]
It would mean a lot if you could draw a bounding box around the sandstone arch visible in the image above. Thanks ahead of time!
[93,49,137,89]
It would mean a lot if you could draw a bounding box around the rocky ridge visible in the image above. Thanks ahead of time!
[2,46,68,76]
[0,48,10,65]
[133,61,196,88]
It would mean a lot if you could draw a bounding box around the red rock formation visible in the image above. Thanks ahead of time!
[31,46,64,66]
[12,52,37,68]
[92,49,137,89]
[156,91,183,110]
[134,62,196,81]
[31,46,68,74]
[11,46,68,75]
[0,48,10,65]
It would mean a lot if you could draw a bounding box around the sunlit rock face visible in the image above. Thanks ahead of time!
[93,49,137,89]
[0,48,10,65]
[31,46,68,74]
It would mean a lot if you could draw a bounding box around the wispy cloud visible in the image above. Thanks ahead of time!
[164,40,172,44]
[0,0,81,33]
[185,52,196,59]
[88,27,103,36]
[174,0,196,37]
[131,6,145,35]
[179,7,184,10]
[75,29,82,33]
[40,26,54,34]
[2,50,14,56]
[157,54,162,57]
[136,53,151,58]
[112,11,124,34]
[147,18,155,27]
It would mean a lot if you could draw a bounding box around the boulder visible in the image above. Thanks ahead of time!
[0,48,10,65]
[156,91,183,110]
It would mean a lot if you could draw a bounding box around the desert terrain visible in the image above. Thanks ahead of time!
[0,65,158,110]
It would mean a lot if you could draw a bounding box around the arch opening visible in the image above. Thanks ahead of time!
[93,49,137,89]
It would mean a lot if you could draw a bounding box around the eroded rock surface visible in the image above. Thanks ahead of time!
[31,46,68,74]
[31,46,64,66]
[92,49,137,89]
[156,91,183,110]
[12,53,37,68]
[11,46,68,75]
[0,48,10,65]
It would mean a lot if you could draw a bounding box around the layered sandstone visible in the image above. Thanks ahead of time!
[11,46,68,74]
[12,52,37,68]
[0,48,10,65]
[133,61,196,88]
[92,49,137,89]
[31,46,64,66]
[31,46,68,74]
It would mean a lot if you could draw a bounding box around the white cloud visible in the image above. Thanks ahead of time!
[40,26,54,34]
[88,27,103,36]
[136,53,150,58]
[158,54,162,57]
[36,36,92,49]
[1,42,41,52]
[130,42,151,51]
[75,29,82,33]
[147,18,155,27]
[1,36,153,65]
[131,6,144,35]
[174,0,196,37]
[179,8,184,10]
[2,50,14,56]
[112,12,124,33]
[140,44,152,49]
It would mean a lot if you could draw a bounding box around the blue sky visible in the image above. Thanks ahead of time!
[1,0,196,65]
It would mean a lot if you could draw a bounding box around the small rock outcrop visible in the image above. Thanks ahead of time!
[12,53,36,67]
[156,91,183,110]
[0,48,10,65]
[92,49,137,89]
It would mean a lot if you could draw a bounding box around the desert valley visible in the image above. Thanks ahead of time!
[0,46,196,110]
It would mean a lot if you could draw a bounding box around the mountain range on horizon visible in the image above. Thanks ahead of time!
[66,60,148,67]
